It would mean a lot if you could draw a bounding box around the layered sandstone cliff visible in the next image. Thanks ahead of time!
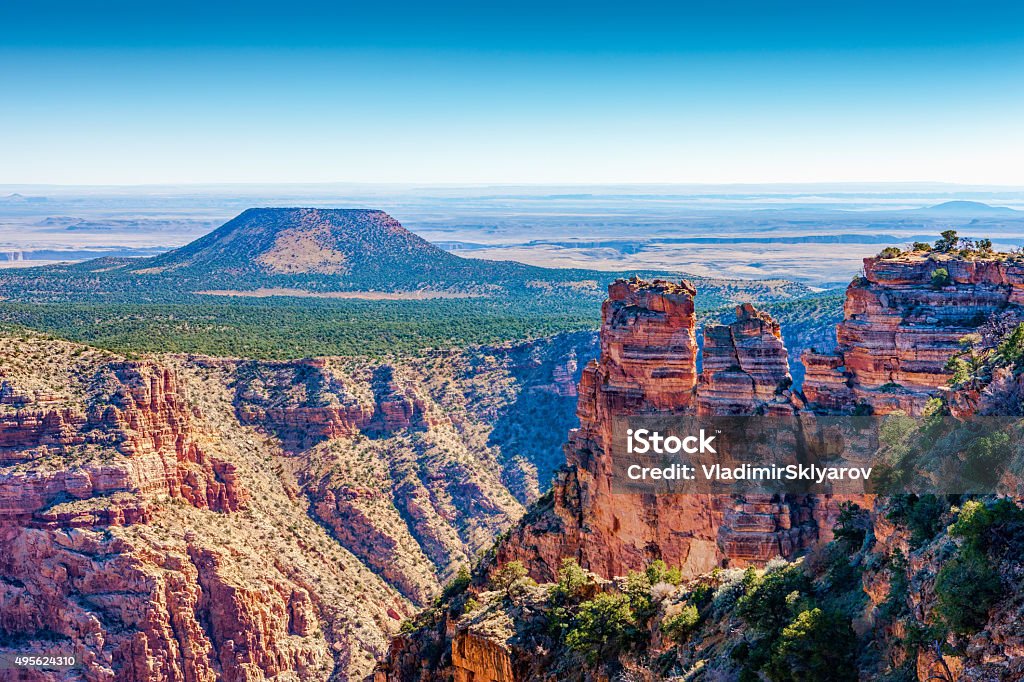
[379,256,1024,682]
[1,347,244,526]
[803,252,1024,415]
[0,326,596,681]
[0,334,418,680]
[494,279,845,583]
[227,345,594,605]
[697,302,799,416]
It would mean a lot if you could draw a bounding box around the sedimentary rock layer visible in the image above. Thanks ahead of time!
[496,279,846,582]
[697,302,799,416]
[803,253,1024,415]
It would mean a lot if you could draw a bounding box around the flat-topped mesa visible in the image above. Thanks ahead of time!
[697,303,798,416]
[803,251,1024,415]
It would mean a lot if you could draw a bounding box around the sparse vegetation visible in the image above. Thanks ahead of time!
[930,267,951,288]
[934,229,960,253]
[873,231,1015,263]
[886,494,951,550]
[934,549,1001,634]
[564,592,637,664]
[931,498,1024,635]
[489,560,529,593]
[766,608,857,682]
[661,604,700,643]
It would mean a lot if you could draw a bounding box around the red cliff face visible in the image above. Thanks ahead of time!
[495,279,844,582]
[0,336,414,680]
[0,361,244,526]
[803,254,1024,415]
[697,303,799,416]
[0,526,336,682]
[232,359,431,452]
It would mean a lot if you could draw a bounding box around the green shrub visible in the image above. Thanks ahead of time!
[661,604,700,643]
[624,570,656,621]
[565,593,636,663]
[765,608,857,682]
[489,560,528,593]
[736,564,810,635]
[886,495,949,550]
[930,268,951,288]
[549,558,593,603]
[962,433,1011,487]
[934,230,959,253]
[945,356,972,386]
[934,549,1001,634]
[440,565,472,601]
[833,502,870,552]
[878,247,902,259]
[689,581,714,607]
[878,550,909,621]
[645,559,683,586]
[948,498,1024,555]
[710,569,747,614]
[911,242,932,252]
[879,412,917,448]
[995,323,1024,368]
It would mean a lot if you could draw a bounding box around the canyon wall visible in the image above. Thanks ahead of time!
[0,331,592,680]
[378,253,1024,682]
[1,359,244,527]
[803,253,1024,415]
[500,257,1023,585]
[0,335,403,680]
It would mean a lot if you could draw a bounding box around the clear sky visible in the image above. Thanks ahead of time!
[1,1,1022,185]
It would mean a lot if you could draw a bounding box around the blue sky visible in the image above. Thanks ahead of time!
[1,1,1022,185]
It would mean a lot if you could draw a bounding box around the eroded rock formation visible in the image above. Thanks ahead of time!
[494,279,846,583]
[379,256,1024,682]
[1,359,244,526]
[803,253,1024,415]
[697,302,799,416]
[0,334,417,680]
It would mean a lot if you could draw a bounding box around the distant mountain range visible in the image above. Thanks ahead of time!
[915,200,1019,215]
[0,207,810,307]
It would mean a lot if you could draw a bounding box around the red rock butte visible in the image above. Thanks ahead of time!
[495,251,1024,587]
[803,252,1024,415]
[494,277,855,582]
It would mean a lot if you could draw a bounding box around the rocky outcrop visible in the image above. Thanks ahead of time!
[0,361,245,526]
[697,303,798,416]
[380,257,1024,682]
[0,526,336,682]
[232,359,433,452]
[451,631,517,682]
[803,253,1024,415]
[596,277,699,412]
[494,279,846,583]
